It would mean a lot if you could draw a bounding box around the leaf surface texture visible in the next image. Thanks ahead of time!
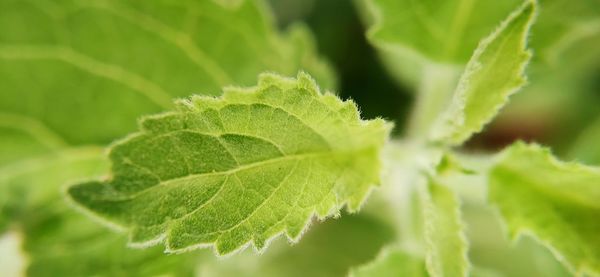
[68,73,391,255]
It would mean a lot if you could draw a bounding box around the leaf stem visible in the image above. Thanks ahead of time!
[383,140,443,254]
[407,63,460,140]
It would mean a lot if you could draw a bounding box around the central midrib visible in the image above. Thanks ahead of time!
[126,149,358,199]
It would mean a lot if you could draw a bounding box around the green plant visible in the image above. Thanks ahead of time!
[1,0,600,276]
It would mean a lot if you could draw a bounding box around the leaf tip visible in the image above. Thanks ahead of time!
[65,180,127,233]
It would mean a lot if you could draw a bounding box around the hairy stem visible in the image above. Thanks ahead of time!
[383,140,443,254]
[408,63,460,139]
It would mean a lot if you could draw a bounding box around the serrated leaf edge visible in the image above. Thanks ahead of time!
[432,0,537,145]
[68,72,391,257]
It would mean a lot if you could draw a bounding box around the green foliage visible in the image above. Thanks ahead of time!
[68,72,391,255]
[570,117,600,165]
[0,0,336,275]
[430,1,535,144]
[358,0,521,85]
[458,0,600,150]
[0,148,198,276]
[0,0,334,145]
[25,208,198,277]
[200,214,395,277]
[490,142,600,276]
[1,0,600,276]
[421,182,469,277]
[463,201,571,276]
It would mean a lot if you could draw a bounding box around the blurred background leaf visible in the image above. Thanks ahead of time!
[0,147,198,277]
[198,213,396,277]
[0,0,335,146]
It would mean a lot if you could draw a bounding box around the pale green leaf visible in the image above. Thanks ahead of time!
[357,0,521,86]
[68,72,391,255]
[200,214,395,277]
[430,1,536,145]
[0,0,334,146]
[485,1,600,145]
[489,142,600,276]
[421,182,470,277]
[349,247,428,277]
[0,148,199,277]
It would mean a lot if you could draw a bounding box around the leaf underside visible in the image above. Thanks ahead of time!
[68,72,391,255]
[490,142,600,276]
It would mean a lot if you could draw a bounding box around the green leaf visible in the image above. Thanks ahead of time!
[421,182,470,277]
[0,0,334,146]
[349,247,428,277]
[0,148,198,277]
[570,117,600,165]
[489,142,600,276]
[430,1,536,145]
[200,213,395,277]
[530,0,600,64]
[24,208,199,277]
[68,72,391,255]
[357,0,521,86]
[485,1,600,148]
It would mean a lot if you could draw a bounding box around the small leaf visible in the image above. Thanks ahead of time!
[421,182,470,277]
[349,247,428,277]
[429,0,536,145]
[489,142,600,276]
[68,72,391,256]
